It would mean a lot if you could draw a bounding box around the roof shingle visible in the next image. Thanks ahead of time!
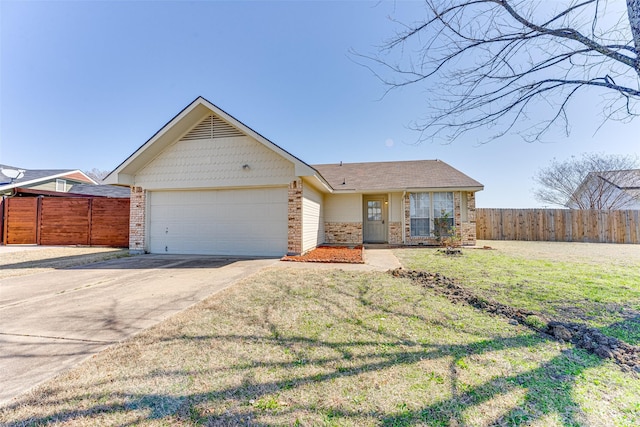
[312,160,483,192]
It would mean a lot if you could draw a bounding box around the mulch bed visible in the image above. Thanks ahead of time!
[281,245,364,264]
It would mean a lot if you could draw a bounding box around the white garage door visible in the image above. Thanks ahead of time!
[148,188,288,256]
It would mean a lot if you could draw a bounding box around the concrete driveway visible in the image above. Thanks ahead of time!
[0,254,278,406]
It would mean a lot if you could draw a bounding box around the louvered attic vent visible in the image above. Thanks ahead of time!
[180,115,244,141]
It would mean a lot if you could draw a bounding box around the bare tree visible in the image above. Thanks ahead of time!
[359,0,640,142]
[85,168,110,183]
[533,152,640,209]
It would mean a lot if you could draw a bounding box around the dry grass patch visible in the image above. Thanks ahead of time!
[1,268,638,426]
[0,247,128,279]
[474,240,640,267]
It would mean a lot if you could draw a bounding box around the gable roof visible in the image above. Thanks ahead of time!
[586,169,640,203]
[104,96,321,186]
[312,160,483,192]
[595,169,640,189]
[0,164,97,191]
[104,97,483,194]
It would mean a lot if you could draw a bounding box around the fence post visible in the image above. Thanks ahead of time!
[36,197,42,245]
[87,198,93,246]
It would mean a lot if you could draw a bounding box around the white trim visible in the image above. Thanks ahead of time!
[332,186,483,194]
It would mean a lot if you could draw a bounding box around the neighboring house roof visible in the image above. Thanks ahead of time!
[12,186,131,198]
[597,169,640,188]
[312,160,484,192]
[599,169,640,202]
[61,184,131,198]
[570,169,640,209]
[0,164,97,192]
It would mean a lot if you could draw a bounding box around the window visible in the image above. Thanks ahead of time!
[410,192,454,237]
[433,192,454,236]
[56,179,68,192]
[367,200,382,221]
[410,193,430,236]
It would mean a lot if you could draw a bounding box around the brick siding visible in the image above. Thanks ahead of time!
[129,186,146,253]
[463,192,477,245]
[388,221,403,244]
[287,179,303,255]
[324,222,363,244]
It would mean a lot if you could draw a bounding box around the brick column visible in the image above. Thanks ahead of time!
[129,186,146,254]
[454,192,463,244]
[287,179,303,255]
[404,193,412,243]
[463,192,477,245]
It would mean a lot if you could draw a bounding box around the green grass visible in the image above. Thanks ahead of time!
[395,246,640,345]
[1,268,638,426]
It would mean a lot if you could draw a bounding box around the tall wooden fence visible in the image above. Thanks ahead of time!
[2,197,129,247]
[476,208,640,244]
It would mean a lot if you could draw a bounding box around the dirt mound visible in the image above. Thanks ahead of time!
[391,268,640,373]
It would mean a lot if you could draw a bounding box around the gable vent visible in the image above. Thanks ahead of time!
[181,115,244,141]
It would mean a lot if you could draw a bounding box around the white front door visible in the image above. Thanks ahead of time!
[363,196,387,243]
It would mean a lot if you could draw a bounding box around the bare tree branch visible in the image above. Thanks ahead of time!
[85,168,110,183]
[357,0,640,142]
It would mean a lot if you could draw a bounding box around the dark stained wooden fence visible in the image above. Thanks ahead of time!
[2,197,129,247]
[2,198,39,244]
[476,208,640,244]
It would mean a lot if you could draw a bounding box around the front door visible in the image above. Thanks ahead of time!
[363,196,387,243]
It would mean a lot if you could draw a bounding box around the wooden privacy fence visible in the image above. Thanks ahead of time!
[476,208,640,244]
[2,197,130,247]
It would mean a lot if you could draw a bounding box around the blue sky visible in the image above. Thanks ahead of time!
[1,0,638,208]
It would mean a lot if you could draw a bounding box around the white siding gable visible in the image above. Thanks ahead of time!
[134,116,295,190]
[324,194,362,222]
[302,183,324,252]
[389,192,403,222]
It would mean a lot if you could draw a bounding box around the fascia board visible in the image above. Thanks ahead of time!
[105,99,211,183]
[301,174,333,193]
[104,173,133,186]
[331,186,484,194]
[403,186,484,192]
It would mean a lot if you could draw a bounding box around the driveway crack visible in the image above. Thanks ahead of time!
[0,332,116,344]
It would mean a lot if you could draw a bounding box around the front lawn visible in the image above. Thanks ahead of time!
[2,265,638,426]
[395,241,640,346]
